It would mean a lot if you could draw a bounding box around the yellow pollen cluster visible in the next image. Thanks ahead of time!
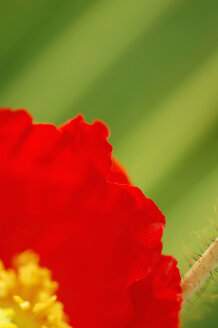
[0,250,72,328]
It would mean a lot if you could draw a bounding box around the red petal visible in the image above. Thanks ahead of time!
[108,158,131,185]
[130,256,182,328]
[0,108,181,328]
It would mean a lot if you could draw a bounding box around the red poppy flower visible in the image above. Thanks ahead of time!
[0,108,182,328]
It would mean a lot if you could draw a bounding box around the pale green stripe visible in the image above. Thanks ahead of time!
[118,51,218,192]
[0,0,175,120]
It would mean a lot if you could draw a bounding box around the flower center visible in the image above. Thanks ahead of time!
[0,250,72,328]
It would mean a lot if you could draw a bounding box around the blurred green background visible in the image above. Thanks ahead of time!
[0,0,217,326]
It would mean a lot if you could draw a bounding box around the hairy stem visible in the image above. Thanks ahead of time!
[182,238,218,304]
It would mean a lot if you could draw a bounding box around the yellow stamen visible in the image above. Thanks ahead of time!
[0,308,17,328]
[0,250,72,328]
[33,295,57,314]
[13,295,31,311]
